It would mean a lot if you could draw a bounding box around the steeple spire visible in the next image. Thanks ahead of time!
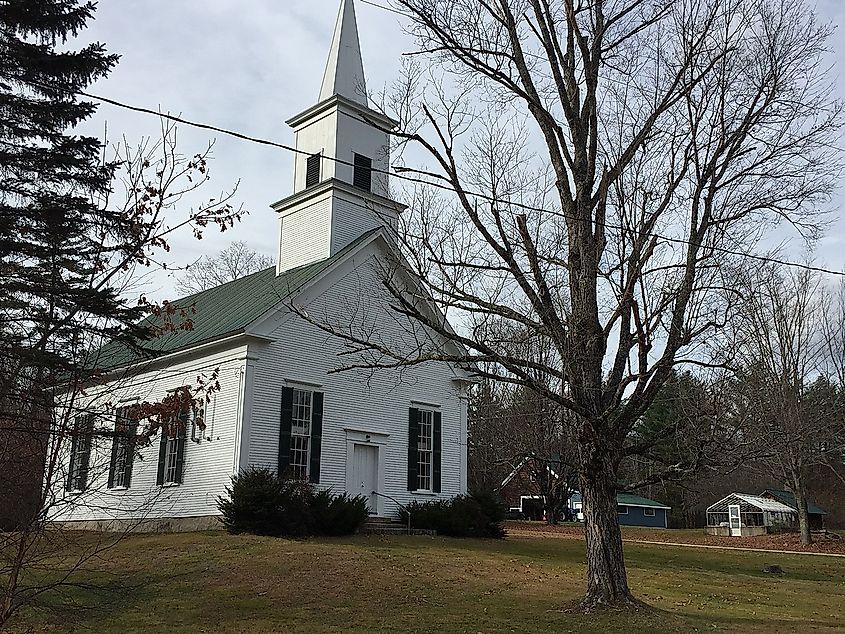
[319,0,367,105]
[274,0,402,274]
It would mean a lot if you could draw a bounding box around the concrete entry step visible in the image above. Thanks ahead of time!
[359,516,436,536]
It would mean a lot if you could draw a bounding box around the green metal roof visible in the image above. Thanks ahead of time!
[94,230,379,370]
[762,489,827,516]
[616,493,671,510]
[569,492,671,510]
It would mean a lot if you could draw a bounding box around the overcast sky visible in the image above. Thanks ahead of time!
[77,0,845,299]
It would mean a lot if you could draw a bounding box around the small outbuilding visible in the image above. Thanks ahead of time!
[570,492,670,528]
[498,456,568,521]
[706,493,799,536]
[760,489,828,530]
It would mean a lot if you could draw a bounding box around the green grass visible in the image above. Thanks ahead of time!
[7,531,845,633]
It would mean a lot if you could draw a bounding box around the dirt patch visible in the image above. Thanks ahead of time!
[505,521,845,554]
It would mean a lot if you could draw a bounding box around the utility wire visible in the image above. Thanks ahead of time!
[359,0,407,16]
[10,73,845,279]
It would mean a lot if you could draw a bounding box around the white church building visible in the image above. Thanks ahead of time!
[55,0,471,530]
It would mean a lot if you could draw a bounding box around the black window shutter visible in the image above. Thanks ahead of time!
[66,418,80,491]
[306,153,321,188]
[279,386,294,475]
[309,392,323,484]
[407,408,419,491]
[175,410,188,484]
[433,411,442,493]
[78,417,93,492]
[156,431,167,486]
[353,153,372,192]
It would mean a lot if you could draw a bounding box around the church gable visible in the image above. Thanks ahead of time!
[243,234,469,511]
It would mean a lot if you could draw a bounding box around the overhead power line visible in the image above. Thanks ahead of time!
[359,0,407,16]
[9,72,845,279]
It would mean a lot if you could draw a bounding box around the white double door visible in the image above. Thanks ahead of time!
[349,443,379,515]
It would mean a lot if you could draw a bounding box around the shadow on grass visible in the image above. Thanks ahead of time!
[11,562,200,632]
[10,531,845,633]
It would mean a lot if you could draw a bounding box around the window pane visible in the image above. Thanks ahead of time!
[416,409,434,491]
[71,415,93,491]
[289,434,310,480]
[292,389,312,436]
[164,437,179,483]
[289,389,312,480]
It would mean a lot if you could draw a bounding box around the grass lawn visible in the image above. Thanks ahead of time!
[8,531,845,633]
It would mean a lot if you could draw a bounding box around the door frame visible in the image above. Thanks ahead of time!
[350,442,380,515]
[344,427,388,515]
[728,504,742,536]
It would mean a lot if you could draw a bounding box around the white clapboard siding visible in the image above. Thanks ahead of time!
[278,197,332,272]
[52,345,249,522]
[54,239,468,525]
[248,240,468,516]
[330,195,397,254]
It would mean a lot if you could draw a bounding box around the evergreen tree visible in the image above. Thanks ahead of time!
[0,0,144,406]
[0,3,243,622]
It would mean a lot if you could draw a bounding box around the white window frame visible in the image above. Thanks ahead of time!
[416,409,434,492]
[111,407,134,489]
[161,398,189,486]
[289,388,313,480]
[69,415,93,492]
[163,435,179,485]
[617,505,629,515]
[643,507,656,517]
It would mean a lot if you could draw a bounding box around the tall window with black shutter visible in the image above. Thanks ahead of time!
[278,386,323,483]
[156,403,188,486]
[305,152,321,188]
[417,410,433,491]
[289,389,312,480]
[407,407,442,493]
[353,153,372,192]
[108,407,137,489]
[67,414,94,492]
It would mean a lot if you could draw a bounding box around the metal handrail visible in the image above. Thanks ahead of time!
[371,490,412,534]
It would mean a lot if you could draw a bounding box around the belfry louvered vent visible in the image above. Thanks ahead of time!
[306,153,321,188]
[353,153,372,192]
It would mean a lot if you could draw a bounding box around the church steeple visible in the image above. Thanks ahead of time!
[319,0,367,105]
[272,0,404,274]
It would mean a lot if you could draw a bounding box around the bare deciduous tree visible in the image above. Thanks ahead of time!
[732,264,845,545]
[175,241,273,295]
[294,0,842,608]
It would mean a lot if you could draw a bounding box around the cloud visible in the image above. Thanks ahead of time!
[71,0,845,298]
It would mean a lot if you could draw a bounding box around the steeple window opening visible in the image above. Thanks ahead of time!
[353,153,372,192]
[305,153,322,188]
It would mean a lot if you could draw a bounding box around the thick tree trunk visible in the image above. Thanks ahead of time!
[579,448,637,610]
[791,478,813,546]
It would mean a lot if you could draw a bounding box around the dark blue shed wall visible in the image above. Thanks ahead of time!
[618,506,667,528]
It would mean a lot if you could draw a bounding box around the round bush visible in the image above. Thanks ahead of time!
[401,492,507,538]
[218,468,369,537]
